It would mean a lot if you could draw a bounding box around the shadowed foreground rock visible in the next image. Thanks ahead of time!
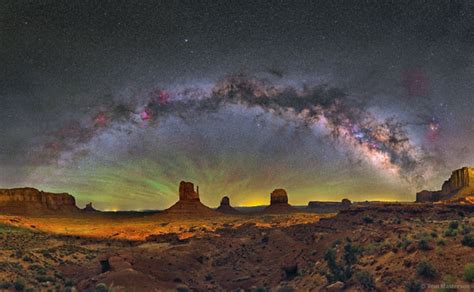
[216,196,240,214]
[0,187,79,215]
[163,181,218,216]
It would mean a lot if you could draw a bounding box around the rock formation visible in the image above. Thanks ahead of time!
[179,181,200,201]
[264,189,296,213]
[0,187,80,215]
[216,196,239,214]
[307,198,352,213]
[83,202,98,212]
[416,167,474,203]
[163,181,217,216]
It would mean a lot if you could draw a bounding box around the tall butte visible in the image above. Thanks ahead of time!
[163,181,217,216]
[264,188,296,213]
[417,166,474,203]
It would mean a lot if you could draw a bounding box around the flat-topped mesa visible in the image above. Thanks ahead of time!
[307,198,352,213]
[416,167,474,203]
[0,187,80,215]
[216,196,239,214]
[270,189,288,205]
[264,188,296,213]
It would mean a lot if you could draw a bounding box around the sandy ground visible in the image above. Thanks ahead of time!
[0,205,473,291]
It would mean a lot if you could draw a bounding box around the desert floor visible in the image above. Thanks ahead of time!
[0,205,473,291]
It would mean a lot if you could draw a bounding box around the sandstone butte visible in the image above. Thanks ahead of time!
[416,166,474,203]
[163,181,218,216]
[216,196,240,214]
[264,188,296,213]
[0,187,80,215]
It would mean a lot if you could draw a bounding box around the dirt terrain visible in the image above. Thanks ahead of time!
[0,204,473,291]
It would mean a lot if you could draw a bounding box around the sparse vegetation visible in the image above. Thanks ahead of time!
[95,283,109,292]
[448,220,459,230]
[14,278,25,291]
[355,271,375,290]
[464,263,474,282]
[443,228,457,237]
[461,234,474,247]
[405,279,422,292]
[417,239,432,250]
[439,274,456,291]
[416,260,437,278]
[323,243,361,283]
[362,216,374,224]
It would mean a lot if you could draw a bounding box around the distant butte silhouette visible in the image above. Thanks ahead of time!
[264,189,296,213]
[216,196,240,214]
[163,181,218,216]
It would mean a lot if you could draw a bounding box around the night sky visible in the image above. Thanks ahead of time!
[1,1,474,210]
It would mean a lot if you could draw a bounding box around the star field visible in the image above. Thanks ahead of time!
[1,1,473,210]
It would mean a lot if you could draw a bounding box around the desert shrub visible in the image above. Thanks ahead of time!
[405,279,422,292]
[441,274,456,290]
[64,279,74,287]
[323,243,361,283]
[437,239,446,246]
[275,287,294,292]
[282,264,298,280]
[416,260,437,278]
[461,234,474,247]
[36,275,55,283]
[362,216,374,224]
[14,278,25,291]
[430,231,438,238]
[323,248,344,282]
[417,239,432,251]
[95,283,108,292]
[443,228,457,237]
[250,288,267,292]
[464,263,474,282]
[0,282,11,289]
[461,224,471,235]
[355,271,375,290]
[448,220,459,230]
[175,284,190,292]
[398,238,412,249]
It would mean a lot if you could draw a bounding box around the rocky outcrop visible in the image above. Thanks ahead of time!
[0,187,80,215]
[179,181,200,201]
[163,181,217,216]
[416,167,474,203]
[83,202,98,212]
[270,189,288,204]
[264,189,296,213]
[216,196,239,214]
[307,198,352,213]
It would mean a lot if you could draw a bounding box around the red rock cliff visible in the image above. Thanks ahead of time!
[0,187,80,215]
[416,167,474,202]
